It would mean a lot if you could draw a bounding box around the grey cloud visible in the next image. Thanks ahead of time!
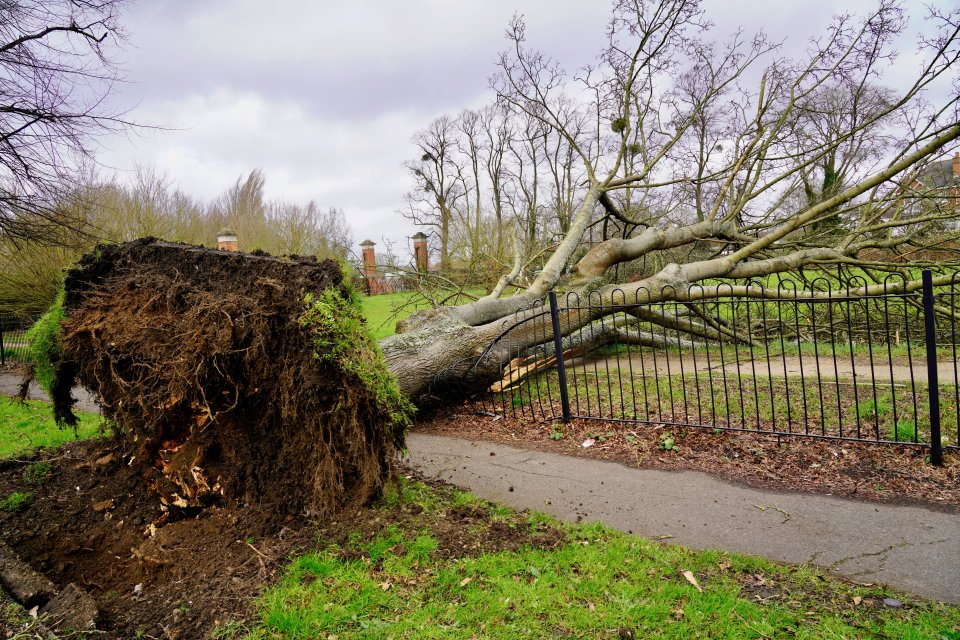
[100,0,956,254]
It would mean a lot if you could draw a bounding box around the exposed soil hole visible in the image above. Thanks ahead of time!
[0,439,321,637]
[0,441,562,638]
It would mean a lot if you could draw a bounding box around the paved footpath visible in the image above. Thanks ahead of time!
[403,433,960,604]
[0,374,99,413]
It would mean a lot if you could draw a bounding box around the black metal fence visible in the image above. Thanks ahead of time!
[478,270,960,464]
[0,313,37,368]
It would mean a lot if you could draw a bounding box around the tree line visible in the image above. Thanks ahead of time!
[401,2,959,298]
[0,168,352,314]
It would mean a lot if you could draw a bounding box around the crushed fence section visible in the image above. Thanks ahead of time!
[479,271,959,460]
[0,314,36,368]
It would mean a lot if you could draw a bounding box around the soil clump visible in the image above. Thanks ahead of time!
[45,238,406,523]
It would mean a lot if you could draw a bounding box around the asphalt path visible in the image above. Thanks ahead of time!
[404,432,960,604]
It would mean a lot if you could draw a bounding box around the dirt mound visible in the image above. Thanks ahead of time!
[49,238,408,523]
[0,439,316,638]
[0,439,563,638]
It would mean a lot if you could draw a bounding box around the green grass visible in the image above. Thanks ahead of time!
[0,396,102,458]
[2,346,30,363]
[0,491,30,512]
[361,292,431,340]
[301,288,413,432]
[221,478,960,639]
[22,461,52,484]
[23,289,65,396]
[594,337,953,363]
[360,289,491,340]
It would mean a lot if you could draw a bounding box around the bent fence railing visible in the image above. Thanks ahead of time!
[0,313,37,368]
[476,271,960,465]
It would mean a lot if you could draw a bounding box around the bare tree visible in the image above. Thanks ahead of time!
[269,202,351,258]
[401,116,463,271]
[479,103,511,257]
[384,0,960,401]
[0,0,130,244]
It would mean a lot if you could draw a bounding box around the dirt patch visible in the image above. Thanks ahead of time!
[319,478,566,566]
[45,238,404,523]
[0,440,563,638]
[414,404,960,511]
[0,439,315,638]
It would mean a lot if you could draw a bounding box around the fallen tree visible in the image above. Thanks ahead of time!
[30,238,410,523]
[381,0,960,401]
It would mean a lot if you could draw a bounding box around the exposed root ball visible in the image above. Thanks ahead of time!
[53,238,407,522]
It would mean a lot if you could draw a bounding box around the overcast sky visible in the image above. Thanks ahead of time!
[98,0,953,261]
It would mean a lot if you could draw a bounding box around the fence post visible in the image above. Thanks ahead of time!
[548,291,571,424]
[921,270,943,467]
[0,316,5,369]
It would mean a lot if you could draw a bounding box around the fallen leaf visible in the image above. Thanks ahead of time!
[587,601,596,611]
[95,453,116,466]
[853,596,863,606]
[459,577,473,587]
[681,570,702,592]
[379,581,391,591]
[717,561,732,571]
[582,439,595,448]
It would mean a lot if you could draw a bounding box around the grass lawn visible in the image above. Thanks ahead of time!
[360,289,492,340]
[0,396,102,458]
[221,477,960,639]
[361,292,431,340]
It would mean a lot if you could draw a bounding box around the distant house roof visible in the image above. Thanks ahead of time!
[915,155,959,190]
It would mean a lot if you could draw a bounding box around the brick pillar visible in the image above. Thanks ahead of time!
[360,239,380,294]
[412,232,429,273]
[217,228,239,252]
[360,240,376,276]
[953,152,959,179]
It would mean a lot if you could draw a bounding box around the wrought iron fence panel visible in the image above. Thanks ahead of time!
[478,271,959,461]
